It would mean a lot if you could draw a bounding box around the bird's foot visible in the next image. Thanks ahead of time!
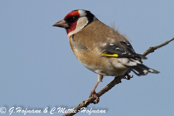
[123,72,133,80]
[89,90,100,104]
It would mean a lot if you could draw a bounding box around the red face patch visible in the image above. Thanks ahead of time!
[66,22,76,34]
[64,10,80,34]
[64,10,80,19]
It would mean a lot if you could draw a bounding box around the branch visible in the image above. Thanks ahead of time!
[63,38,174,116]
[63,76,123,116]
[142,38,174,56]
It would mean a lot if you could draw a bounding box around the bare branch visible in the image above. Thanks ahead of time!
[63,76,123,116]
[63,38,174,116]
[142,38,174,56]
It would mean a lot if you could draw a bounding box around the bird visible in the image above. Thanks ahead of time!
[53,9,159,103]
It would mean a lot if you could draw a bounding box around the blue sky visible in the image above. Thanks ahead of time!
[0,0,174,116]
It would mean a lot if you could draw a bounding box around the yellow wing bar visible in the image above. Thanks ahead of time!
[102,54,118,57]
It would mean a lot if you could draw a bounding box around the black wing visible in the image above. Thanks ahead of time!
[103,41,147,59]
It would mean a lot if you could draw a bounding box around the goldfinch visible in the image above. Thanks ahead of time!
[53,9,159,103]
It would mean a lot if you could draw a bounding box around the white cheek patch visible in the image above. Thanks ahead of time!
[68,17,88,37]
[77,17,88,28]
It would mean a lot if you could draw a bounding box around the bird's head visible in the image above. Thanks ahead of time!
[53,9,96,37]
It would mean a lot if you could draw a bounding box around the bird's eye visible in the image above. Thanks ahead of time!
[66,16,79,23]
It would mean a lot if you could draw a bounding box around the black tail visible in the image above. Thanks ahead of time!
[130,64,159,76]
[125,59,159,76]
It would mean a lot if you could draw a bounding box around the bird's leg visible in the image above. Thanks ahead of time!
[123,71,133,80]
[89,75,103,104]
[89,81,100,104]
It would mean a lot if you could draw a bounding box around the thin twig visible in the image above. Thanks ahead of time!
[142,38,174,56]
[63,38,174,116]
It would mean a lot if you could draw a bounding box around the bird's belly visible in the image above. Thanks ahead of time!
[75,50,127,76]
[92,67,128,76]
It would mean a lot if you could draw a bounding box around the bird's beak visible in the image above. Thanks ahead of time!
[53,19,69,28]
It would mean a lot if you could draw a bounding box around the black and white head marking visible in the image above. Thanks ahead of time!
[67,10,96,37]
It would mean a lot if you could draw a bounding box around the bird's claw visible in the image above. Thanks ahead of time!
[89,90,100,104]
[124,72,133,80]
